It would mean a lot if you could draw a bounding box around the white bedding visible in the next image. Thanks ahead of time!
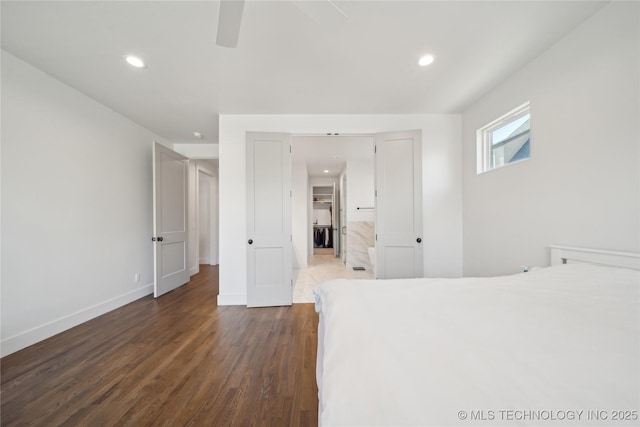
[314,264,640,426]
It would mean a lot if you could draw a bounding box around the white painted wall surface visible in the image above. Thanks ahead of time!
[198,173,211,263]
[312,209,332,226]
[173,143,219,159]
[461,2,640,276]
[187,160,199,276]
[345,159,375,270]
[1,51,166,356]
[210,175,219,265]
[218,114,462,305]
[346,160,375,222]
[291,160,308,269]
[197,160,219,266]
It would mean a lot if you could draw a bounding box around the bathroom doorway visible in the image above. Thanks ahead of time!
[291,135,376,303]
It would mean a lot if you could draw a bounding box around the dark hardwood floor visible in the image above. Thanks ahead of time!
[1,265,319,426]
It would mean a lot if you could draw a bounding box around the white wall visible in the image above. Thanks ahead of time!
[218,114,462,305]
[461,2,640,276]
[173,143,219,159]
[210,175,219,265]
[291,160,308,269]
[1,51,166,356]
[187,160,199,275]
[197,160,219,267]
[345,159,375,270]
[312,208,332,226]
[198,172,212,263]
[346,159,375,222]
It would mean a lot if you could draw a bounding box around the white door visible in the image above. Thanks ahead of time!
[153,142,189,297]
[375,130,423,279]
[246,132,293,307]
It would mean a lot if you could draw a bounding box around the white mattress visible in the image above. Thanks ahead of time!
[314,264,640,426]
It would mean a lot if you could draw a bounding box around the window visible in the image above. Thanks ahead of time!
[477,102,530,173]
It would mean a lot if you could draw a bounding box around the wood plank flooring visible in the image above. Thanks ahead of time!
[1,265,319,426]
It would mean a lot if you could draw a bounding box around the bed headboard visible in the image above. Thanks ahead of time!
[549,245,640,270]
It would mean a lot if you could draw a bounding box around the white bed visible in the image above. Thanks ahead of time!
[314,246,640,426]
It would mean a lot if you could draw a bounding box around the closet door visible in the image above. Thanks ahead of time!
[246,132,292,307]
[375,130,423,279]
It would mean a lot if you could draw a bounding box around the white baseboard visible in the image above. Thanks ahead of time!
[1,284,153,358]
[217,293,247,306]
[189,265,199,276]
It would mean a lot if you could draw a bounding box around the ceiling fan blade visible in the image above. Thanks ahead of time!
[290,0,348,29]
[216,0,245,48]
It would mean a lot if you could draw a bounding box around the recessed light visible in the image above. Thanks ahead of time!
[193,132,203,139]
[124,55,146,69]
[324,170,330,174]
[418,54,435,67]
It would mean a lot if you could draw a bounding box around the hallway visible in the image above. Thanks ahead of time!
[293,255,374,303]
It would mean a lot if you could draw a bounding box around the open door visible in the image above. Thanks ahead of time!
[375,130,423,279]
[246,132,293,307]
[153,142,189,297]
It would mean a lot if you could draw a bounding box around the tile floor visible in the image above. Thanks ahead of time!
[292,255,374,303]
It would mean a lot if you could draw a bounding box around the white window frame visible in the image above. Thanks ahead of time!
[476,101,530,174]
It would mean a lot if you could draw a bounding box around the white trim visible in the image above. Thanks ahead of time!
[189,266,200,277]
[549,245,640,270]
[217,293,247,305]
[474,156,530,175]
[1,284,153,357]
[482,102,530,134]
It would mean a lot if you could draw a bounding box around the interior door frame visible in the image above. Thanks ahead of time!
[290,130,423,281]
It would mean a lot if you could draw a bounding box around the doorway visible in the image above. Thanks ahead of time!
[198,169,218,266]
[291,135,376,303]
[188,159,219,277]
[245,129,424,307]
[312,184,336,256]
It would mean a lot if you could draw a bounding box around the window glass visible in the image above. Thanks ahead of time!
[490,113,530,168]
[477,102,530,173]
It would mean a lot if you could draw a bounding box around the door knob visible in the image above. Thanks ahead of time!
[152,237,156,242]
[157,236,164,242]
[248,239,253,244]
[416,238,422,243]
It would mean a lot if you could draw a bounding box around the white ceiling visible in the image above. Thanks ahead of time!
[1,1,606,144]
[293,134,373,178]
